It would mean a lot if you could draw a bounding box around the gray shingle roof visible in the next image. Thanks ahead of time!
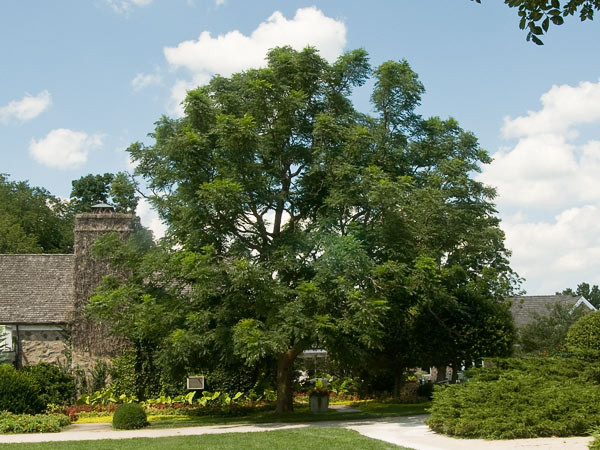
[508,295,593,328]
[0,254,74,324]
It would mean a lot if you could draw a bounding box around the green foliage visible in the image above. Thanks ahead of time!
[22,363,76,406]
[590,428,600,449]
[88,360,110,393]
[565,311,600,357]
[0,364,45,414]
[519,302,586,354]
[91,46,519,413]
[428,357,600,438]
[0,174,73,253]
[473,0,599,44]
[112,403,148,430]
[108,350,138,397]
[70,172,139,214]
[0,412,70,434]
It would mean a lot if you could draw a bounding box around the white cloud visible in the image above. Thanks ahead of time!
[479,79,600,294]
[106,0,152,14]
[163,7,346,116]
[215,0,225,5]
[137,198,167,240]
[29,129,103,169]
[502,79,600,139]
[0,91,52,123]
[480,79,600,211]
[131,72,162,91]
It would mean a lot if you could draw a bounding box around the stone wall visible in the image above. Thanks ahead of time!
[18,329,68,366]
[71,211,132,358]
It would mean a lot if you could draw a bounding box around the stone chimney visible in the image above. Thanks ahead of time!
[71,204,132,365]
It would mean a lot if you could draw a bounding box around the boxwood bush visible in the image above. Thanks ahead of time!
[112,403,147,430]
[0,364,45,415]
[427,357,600,439]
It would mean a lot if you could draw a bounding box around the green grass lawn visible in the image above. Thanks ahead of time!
[75,401,430,428]
[0,427,410,449]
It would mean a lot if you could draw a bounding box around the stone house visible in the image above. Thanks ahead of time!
[0,205,131,370]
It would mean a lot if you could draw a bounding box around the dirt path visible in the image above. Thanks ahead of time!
[0,415,593,449]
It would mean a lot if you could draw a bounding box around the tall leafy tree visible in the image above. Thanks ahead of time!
[89,46,519,412]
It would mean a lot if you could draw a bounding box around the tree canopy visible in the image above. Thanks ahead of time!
[0,174,73,253]
[70,172,139,214]
[88,46,520,412]
[473,0,598,44]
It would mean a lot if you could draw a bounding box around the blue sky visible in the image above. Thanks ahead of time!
[1,1,599,295]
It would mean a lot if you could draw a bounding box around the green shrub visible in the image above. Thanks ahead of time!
[112,403,147,430]
[590,428,600,450]
[0,364,45,414]
[427,357,600,439]
[0,412,70,433]
[565,311,600,357]
[22,363,76,406]
[109,351,138,397]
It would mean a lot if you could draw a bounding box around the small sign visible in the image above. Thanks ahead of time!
[187,376,205,390]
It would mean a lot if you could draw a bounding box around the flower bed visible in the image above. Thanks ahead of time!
[0,412,70,433]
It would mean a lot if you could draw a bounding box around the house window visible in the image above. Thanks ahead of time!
[0,326,13,352]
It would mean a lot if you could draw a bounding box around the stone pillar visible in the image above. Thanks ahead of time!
[71,207,132,369]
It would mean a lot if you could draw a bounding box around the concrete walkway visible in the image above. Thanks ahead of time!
[0,415,594,449]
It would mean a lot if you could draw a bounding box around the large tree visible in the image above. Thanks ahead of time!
[89,46,519,412]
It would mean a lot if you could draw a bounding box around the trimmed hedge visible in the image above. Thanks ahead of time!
[112,403,147,430]
[0,412,70,434]
[0,364,45,415]
[427,357,600,439]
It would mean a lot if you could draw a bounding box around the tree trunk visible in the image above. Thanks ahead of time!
[451,361,460,384]
[393,367,405,398]
[275,348,300,413]
[435,365,446,382]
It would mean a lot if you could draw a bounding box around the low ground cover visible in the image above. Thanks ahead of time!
[427,357,600,439]
[0,427,408,449]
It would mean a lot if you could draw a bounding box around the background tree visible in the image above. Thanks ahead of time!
[70,172,139,214]
[0,174,73,253]
[558,282,600,308]
[473,0,598,44]
[519,302,587,354]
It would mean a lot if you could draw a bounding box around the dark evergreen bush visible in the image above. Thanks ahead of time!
[0,364,45,414]
[22,362,76,406]
[112,403,147,430]
[427,357,600,439]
